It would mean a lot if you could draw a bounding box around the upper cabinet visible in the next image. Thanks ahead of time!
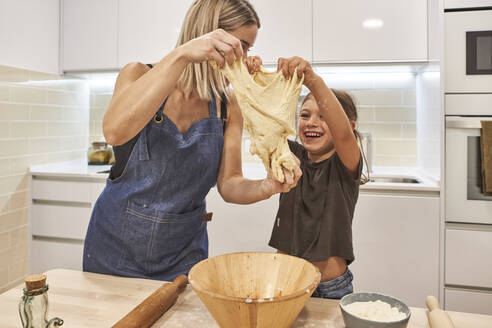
[62,0,192,72]
[117,0,194,67]
[445,0,492,9]
[61,0,431,72]
[0,0,59,74]
[62,0,118,72]
[248,0,312,64]
[313,0,428,63]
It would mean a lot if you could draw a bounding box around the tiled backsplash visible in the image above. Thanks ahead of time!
[0,66,89,292]
[88,70,418,167]
[89,77,115,144]
[347,77,417,167]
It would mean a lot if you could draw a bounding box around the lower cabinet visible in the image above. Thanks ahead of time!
[31,239,84,273]
[445,287,492,315]
[444,227,492,315]
[30,175,106,274]
[30,174,441,311]
[445,228,492,289]
[350,192,440,308]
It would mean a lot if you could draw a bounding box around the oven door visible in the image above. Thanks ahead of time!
[446,116,492,224]
[445,9,492,93]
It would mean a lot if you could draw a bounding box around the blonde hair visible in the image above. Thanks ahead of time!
[301,90,370,185]
[176,0,260,101]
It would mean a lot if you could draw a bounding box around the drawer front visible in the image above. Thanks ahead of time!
[31,239,84,273]
[32,178,105,203]
[445,288,492,315]
[31,203,91,240]
[445,228,492,288]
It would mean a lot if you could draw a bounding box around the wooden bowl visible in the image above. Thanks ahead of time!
[188,252,321,328]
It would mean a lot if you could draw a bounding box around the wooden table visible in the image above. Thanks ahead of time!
[1,269,491,327]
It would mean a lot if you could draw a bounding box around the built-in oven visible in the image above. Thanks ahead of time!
[445,7,492,93]
[446,113,492,224]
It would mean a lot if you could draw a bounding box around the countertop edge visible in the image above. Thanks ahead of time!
[30,160,441,193]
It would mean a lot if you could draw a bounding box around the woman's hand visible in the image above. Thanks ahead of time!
[179,29,243,68]
[244,56,262,74]
[260,153,302,197]
[277,56,321,89]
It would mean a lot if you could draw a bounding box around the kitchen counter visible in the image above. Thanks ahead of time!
[30,160,440,193]
[30,159,111,180]
[1,269,490,327]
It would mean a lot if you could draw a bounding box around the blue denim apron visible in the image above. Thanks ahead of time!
[83,95,224,281]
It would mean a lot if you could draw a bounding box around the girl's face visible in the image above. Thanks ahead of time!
[228,24,258,59]
[298,98,335,158]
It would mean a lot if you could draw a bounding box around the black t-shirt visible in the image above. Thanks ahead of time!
[269,140,362,263]
[108,134,139,181]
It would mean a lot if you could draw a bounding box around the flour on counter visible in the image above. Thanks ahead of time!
[344,300,406,322]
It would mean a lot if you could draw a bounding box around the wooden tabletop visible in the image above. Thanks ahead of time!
[1,269,491,327]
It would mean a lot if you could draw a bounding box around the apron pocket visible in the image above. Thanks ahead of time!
[117,201,207,275]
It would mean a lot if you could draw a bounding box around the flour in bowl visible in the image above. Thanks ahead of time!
[344,300,406,322]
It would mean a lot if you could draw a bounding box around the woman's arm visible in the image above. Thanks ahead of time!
[103,29,244,146]
[216,95,302,204]
[278,57,360,175]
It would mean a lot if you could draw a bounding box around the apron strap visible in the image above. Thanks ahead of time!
[208,92,217,118]
[220,94,228,133]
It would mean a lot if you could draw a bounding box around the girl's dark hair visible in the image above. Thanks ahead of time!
[301,90,370,185]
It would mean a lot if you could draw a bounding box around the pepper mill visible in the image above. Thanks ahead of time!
[19,274,64,328]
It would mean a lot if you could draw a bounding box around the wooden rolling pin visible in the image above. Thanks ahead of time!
[426,295,455,328]
[113,275,188,328]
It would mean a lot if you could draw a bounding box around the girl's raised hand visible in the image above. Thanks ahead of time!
[260,153,302,197]
[244,56,262,74]
[179,29,243,68]
[277,56,320,89]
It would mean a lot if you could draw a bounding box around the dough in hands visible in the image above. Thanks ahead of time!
[219,60,303,183]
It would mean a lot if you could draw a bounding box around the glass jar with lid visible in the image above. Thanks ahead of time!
[88,141,113,165]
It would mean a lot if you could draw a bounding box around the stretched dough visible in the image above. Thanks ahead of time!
[220,60,303,183]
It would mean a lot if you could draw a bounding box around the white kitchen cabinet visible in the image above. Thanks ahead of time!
[445,228,492,289]
[206,188,278,257]
[0,0,59,74]
[248,0,312,64]
[313,0,428,63]
[62,0,118,72]
[32,178,106,204]
[32,239,84,274]
[118,0,194,67]
[30,175,106,273]
[445,287,492,315]
[445,0,492,9]
[350,192,440,308]
[32,203,92,240]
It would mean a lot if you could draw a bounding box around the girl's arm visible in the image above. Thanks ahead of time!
[278,57,360,175]
[216,94,302,204]
[103,29,244,146]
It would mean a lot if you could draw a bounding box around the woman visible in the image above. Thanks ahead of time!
[83,0,301,281]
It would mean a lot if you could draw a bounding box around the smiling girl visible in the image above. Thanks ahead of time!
[269,56,368,299]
